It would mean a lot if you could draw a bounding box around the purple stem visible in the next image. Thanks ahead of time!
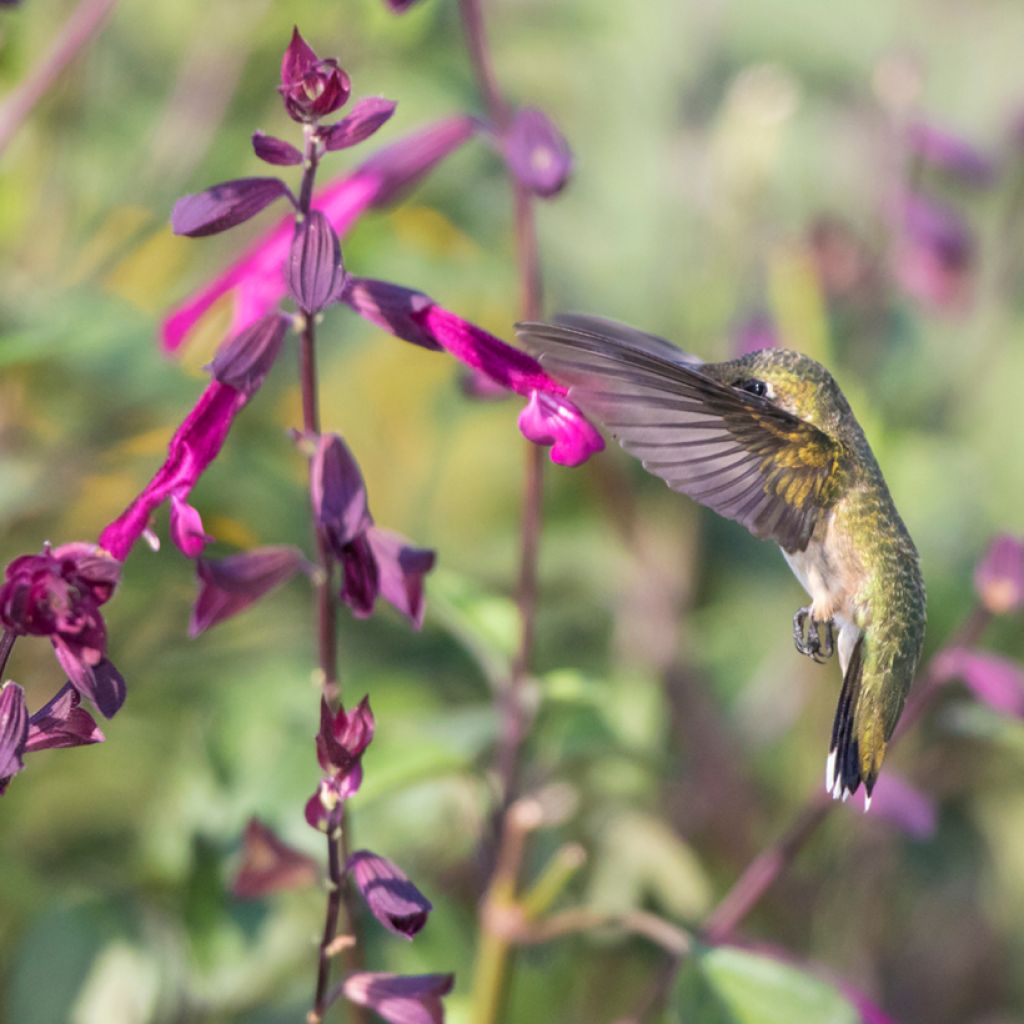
[0,0,119,157]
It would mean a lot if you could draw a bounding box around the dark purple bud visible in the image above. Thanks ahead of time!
[208,312,290,394]
[251,131,303,166]
[172,177,293,238]
[315,695,375,776]
[850,772,936,838]
[342,973,454,1024]
[502,107,572,198]
[360,115,481,208]
[936,647,1024,717]
[311,434,373,555]
[906,120,996,187]
[366,528,435,629]
[280,27,351,124]
[190,546,307,637]
[347,850,433,939]
[52,648,126,719]
[286,212,346,315]
[517,389,607,467]
[340,277,442,351]
[340,534,380,618]
[232,818,318,898]
[24,684,103,752]
[0,683,29,784]
[320,97,398,152]
[169,496,212,558]
[974,533,1024,615]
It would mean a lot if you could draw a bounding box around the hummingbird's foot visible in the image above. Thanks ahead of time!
[792,606,835,663]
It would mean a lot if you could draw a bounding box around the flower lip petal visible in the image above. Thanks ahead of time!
[347,849,433,939]
[172,177,293,238]
[25,683,104,752]
[341,972,454,1024]
[320,97,398,152]
[252,131,304,167]
[169,496,213,559]
[366,527,435,629]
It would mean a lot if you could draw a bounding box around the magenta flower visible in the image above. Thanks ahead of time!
[1,682,104,795]
[189,546,309,637]
[342,972,454,1024]
[0,543,125,717]
[279,28,351,124]
[849,772,937,838]
[501,107,572,198]
[895,192,974,311]
[347,849,433,939]
[306,696,374,831]
[169,496,212,559]
[906,120,996,187]
[974,533,1024,615]
[161,116,478,354]
[232,817,319,898]
[935,647,1024,718]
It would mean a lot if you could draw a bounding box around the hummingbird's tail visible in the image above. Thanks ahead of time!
[826,633,883,805]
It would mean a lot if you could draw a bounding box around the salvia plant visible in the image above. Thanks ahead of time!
[2,2,1024,1023]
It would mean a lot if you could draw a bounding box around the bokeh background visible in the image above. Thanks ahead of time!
[2,0,1024,1022]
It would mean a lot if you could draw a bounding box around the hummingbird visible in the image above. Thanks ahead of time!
[516,315,926,804]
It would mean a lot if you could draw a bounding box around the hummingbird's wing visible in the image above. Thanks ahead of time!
[517,319,842,553]
[552,315,704,367]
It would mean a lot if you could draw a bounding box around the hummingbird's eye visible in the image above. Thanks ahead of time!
[737,378,768,398]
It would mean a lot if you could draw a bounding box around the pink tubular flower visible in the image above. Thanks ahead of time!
[161,116,480,354]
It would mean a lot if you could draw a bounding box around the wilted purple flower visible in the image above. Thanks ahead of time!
[935,647,1024,718]
[306,696,374,830]
[347,850,433,939]
[169,496,212,559]
[100,382,251,560]
[906,120,996,187]
[287,212,346,315]
[161,117,480,354]
[320,97,398,152]
[232,817,318,898]
[0,543,125,717]
[502,107,572,198]
[172,178,294,238]
[850,772,937,838]
[279,27,351,124]
[1,683,104,795]
[189,546,308,637]
[895,192,974,311]
[974,533,1024,615]
[342,972,454,1024]
[207,312,290,394]
[251,131,303,167]
[0,683,28,786]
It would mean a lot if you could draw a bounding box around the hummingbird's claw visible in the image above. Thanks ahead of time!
[792,606,835,663]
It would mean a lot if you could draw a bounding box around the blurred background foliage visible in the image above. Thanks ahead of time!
[2,0,1024,1022]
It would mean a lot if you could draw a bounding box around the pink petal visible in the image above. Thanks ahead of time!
[936,647,1024,717]
[517,389,606,467]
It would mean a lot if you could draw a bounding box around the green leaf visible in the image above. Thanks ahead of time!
[670,946,860,1024]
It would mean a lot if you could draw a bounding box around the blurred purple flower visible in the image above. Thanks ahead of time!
[172,178,294,238]
[347,849,433,939]
[99,382,251,561]
[251,131,303,167]
[383,0,424,11]
[341,972,454,1024]
[895,192,974,311]
[0,543,125,717]
[232,817,319,898]
[208,312,290,394]
[287,212,346,315]
[161,116,479,354]
[169,496,212,559]
[320,97,398,152]
[189,546,308,637]
[850,772,937,838]
[279,27,351,124]
[0,683,28,786]
[906,120,996,186]
[974,533,1024,615]
[502,107,572,198]
[1,683,104,795]
[732,310,778,357]
[306,696,374,831]
[935,647,1024,717]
